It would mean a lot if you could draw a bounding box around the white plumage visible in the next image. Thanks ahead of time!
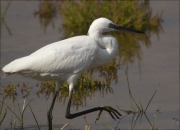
[3,36,99,81]
[2,18,144,128]
[3,18,118,87]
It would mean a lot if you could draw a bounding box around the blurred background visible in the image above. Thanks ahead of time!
[1,0,179,129]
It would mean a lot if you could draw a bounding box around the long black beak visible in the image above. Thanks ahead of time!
[109,23,145,34]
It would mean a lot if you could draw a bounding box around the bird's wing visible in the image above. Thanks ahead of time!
[3,36,98,75]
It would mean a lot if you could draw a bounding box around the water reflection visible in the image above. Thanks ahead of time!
[38,72,114,110]
[34,1,57,32]
[1,1,12,36]
[32,0,163,107]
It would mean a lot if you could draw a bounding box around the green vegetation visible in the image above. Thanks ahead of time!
[115,70,159,129]
[59,1,163,36]
[38,71,114,110]
[33,0,163,108]
[0,93,68,129]
[1,70,159,129]
[2,97,33,129]
[0,95,7,126]
[58,0,163,69]
[34,1,57,31]
[35,0,163,67]
[1,1,12,36]
[1,0,164,129]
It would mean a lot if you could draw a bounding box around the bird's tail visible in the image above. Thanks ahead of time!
[2,56,30,77]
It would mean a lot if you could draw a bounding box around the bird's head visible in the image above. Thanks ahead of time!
[88,18,114,34]
[88,17,145,36]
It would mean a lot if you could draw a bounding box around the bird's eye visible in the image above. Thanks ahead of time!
[109,23,114,28]
[109,23,117,29]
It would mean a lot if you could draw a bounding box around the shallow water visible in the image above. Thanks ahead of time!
[1,1,179,129]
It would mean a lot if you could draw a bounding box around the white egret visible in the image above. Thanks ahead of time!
[2,17,145,129]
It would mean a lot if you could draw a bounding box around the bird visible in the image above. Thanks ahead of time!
[2,17,145,130]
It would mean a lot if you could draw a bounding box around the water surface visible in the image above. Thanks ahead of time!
[1,1,179,129]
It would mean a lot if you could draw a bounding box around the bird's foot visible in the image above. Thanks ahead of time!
[95,106,122,123]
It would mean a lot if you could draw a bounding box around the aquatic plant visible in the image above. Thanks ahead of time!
[34,0,163,109]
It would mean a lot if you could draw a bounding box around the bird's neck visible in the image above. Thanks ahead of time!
[88,30,107,48]
[89,31,118,67]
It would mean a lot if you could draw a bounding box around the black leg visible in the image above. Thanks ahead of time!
[47,91,58,130]
[65,90,121,121]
